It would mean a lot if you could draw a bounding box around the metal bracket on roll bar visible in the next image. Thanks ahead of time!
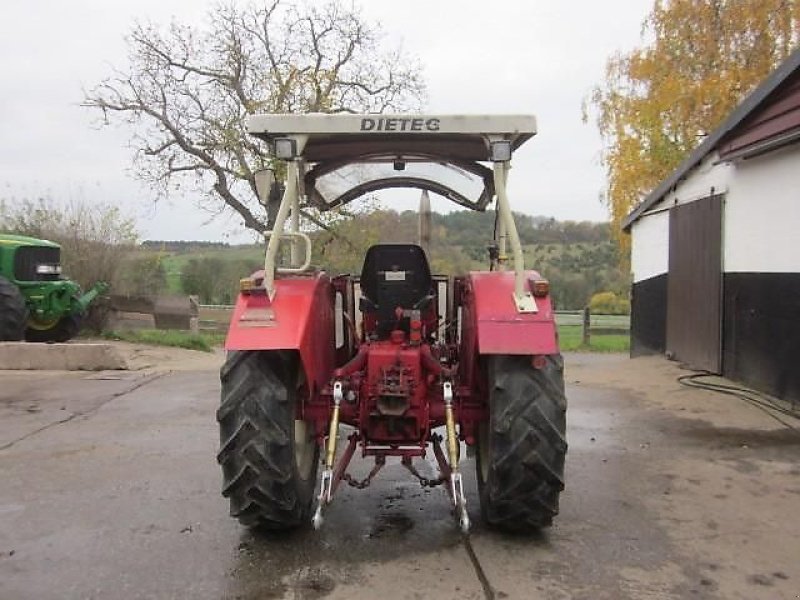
[264,231,313,273]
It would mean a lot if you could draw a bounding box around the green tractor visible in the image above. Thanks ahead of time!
[0,234,108,343]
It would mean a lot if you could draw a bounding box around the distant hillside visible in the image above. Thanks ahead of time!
[139,209,628,309]
[140,240,231,252]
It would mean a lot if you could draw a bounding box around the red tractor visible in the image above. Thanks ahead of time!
[217,114,567,533]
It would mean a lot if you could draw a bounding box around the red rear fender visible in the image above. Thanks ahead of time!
[465,271,559,356]
[225,274,335,396]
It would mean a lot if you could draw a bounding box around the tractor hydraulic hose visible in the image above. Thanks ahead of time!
[419,344,451,378]
[333,345,369,379]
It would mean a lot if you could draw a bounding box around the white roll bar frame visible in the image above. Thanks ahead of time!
[262,137,309,298]
[256,123,535,312]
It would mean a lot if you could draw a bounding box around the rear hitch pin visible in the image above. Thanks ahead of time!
[313,381,343,530]
[443,381,470,533]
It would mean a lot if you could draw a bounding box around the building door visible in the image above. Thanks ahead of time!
[666,195,723,372]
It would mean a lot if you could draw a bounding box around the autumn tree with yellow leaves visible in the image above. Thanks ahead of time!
[586,0,800,256]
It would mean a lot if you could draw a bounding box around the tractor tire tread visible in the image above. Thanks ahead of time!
[25,313,83,343]
[479,354,567,531]
[217,350,316,530]
[0,276,27,342]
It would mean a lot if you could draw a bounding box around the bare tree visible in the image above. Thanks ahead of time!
[0,197,138,290]
[83,1,426,234]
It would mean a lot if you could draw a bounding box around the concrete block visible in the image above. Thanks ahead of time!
[107,311,157,331]
[154,296,195,330]
[0,343,129,371]
[109,295,156,314]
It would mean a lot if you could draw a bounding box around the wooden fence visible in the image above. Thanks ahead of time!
[198,305,630,343]
[555,309,630,345]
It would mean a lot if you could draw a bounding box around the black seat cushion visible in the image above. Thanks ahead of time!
[360,244,433,335]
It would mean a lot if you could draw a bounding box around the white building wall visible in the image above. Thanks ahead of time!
[723,144,800,273]
[662,154,733,207]
[640,153,733,216]
[630,144,800,278]
[631,210,669,283]
[631,153,732,284]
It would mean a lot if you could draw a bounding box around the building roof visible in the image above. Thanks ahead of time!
[623,47,800,231]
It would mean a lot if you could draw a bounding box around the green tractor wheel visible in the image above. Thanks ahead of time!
[0,275,27,341]
[25,313,84,343]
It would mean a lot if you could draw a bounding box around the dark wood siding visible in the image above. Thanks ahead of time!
[723,272,800,402]
[666,196,723,372]
[631,273,667,357]
[718,69,800,159]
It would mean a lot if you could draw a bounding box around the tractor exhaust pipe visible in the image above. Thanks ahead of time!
[418,190,431,255]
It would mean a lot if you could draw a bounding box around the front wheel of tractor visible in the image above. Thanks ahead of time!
[0,275,26,341]
[25,313,84,343]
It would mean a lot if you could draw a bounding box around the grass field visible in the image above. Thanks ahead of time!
[150,246,262,294]
[557,325,630,352]
[100,329,225,352]
[554,312,630,328]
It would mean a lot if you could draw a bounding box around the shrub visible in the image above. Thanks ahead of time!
[1,197,139,331]
[0,197,137,290]
[589,291,630,315]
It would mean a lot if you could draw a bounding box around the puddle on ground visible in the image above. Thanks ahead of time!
[292,567,337,599]
[367,512,414,539]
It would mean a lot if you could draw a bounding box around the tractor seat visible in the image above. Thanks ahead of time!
[359,244,434,337]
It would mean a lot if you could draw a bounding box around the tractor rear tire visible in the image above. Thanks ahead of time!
[0,275,26,342]
[25,313,83,343]
[217,350,319,529]
[476,354,567,531]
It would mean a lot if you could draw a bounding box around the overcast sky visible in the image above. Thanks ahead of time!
[0,0,653,242]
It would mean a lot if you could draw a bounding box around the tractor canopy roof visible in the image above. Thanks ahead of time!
[247,114,537,211]
[0,233,60,249]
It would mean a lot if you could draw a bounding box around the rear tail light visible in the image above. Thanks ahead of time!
[530,278,549,297]
[239,278,254,293]
[239,277,265,295]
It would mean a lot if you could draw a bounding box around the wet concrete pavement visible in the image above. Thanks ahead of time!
[1,352,799,599]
